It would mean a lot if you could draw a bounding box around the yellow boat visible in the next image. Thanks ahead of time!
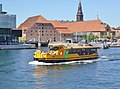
[34,44,99,63]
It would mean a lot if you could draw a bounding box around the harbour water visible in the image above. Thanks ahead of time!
[0,48,120,89]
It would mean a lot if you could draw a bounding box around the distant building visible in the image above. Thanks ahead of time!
[18,0,114,42]
[11,28,22,42]
[0,4,16,28]
[18,15,73,42]
[114,27,120,38]
[62,20,115,41]
[0,4,18,44]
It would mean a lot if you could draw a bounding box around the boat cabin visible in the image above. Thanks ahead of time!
[68,48,97,55]
[34,44,99,63]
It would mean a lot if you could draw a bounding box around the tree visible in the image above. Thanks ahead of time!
[82,34,99,42]
[105,36,111,39]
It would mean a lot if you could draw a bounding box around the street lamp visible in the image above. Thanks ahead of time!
[38,30,41,47]
[60,31,61,43]
[76,32,77,42]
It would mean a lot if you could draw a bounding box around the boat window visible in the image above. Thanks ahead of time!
[50,46,59,51]
[68,49,73,54]
[68,48,97,55]
[87,49,91,54]
[82,49,87,55]
[77,49,80,53]
[90,48,97,53]
[68,49,76,54]
[77,49,82,55]
[73,49,76,53]
[85,49,89,55]
[94,49,97,52]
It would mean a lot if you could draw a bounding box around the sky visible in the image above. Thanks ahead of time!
[0,0,120,28]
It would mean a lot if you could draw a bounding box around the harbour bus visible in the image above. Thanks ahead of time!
[34,44,99,63]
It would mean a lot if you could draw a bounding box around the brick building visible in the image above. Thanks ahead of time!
[114,27,120,38]
[62,19,115,41]
[18,16,73,42]
[18,0,115,42]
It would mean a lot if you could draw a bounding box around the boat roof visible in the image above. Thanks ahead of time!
[49,43,98,49]
[66,45,98,49]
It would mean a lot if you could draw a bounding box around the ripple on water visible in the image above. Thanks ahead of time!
[0,48,120,89]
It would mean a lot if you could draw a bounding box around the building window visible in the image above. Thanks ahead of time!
[64,34,66,36]
[46,31,47,33]
[31,34,32,36]
[42,34,44,36]
[31,30,33,32]
[42,27,44,29]
[106,29,109,32]
[37,23,41,26]
[50,34,52,36]
[42,31,44,33]
[37,27,39,29]
[101,32,104,35]
[54,37,56,42]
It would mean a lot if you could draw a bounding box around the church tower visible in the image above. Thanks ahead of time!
[76,0,84,21]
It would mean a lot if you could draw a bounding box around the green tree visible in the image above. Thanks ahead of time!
[105,36,111,39]
[82,34,87,40]
[82,34,99,42]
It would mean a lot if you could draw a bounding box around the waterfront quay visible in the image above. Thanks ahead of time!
[0,48,120,89]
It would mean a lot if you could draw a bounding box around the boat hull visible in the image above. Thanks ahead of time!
[34,54,98,63]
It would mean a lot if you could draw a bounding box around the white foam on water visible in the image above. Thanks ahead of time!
[29,61,54,66]
[29,56,112,66]
[98,56,109,61]
[28,60,96,66]
[101,56,108,59]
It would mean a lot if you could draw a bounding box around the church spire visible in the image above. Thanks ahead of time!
[76,0,84,21]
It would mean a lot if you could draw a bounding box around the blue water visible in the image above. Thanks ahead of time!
[0,48,120,89]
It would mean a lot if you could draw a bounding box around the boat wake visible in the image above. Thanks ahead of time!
[101,56,108,59]
[28,60,97,66]
[108,58,120,62]
[96,56,109,62]
[28,56,111,66]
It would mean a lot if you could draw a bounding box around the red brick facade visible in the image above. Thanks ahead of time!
[18,15,73,42]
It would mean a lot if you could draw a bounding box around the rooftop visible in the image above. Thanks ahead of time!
[62,20,108,32]
[18,15,112,33]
